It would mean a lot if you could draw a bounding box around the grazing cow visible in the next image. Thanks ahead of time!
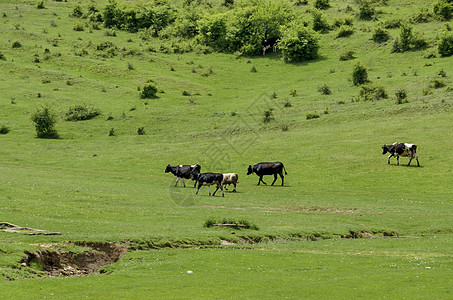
[247,162,287,186]
[382,143,420,166]
[193,172,224,197]
[262,37,280,56]
[165,164,201,187]
[222,173,238,192]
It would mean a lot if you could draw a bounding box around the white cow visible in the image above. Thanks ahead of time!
[222,173,238,192]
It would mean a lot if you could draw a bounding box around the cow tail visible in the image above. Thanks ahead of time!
[283,165,288,175]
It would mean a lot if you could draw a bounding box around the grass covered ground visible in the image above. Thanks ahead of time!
[1,0,452,297]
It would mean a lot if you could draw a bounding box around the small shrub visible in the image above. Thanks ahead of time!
[31,106,59,139]
[127,62,134,70]
[306,112,320,120]
[283,99,292,107]
[423,88,433,95]
[337,25,354,38]
[438,32,453,57]
[438,69,447,77]
[182,91,191,96]
[395,89,408,104]
[204,218,259,230]
[433,0,453,20]
[399,24,413,52]
[73,23,84,31]
[281,124,289,131]
[372,26,390,43]
[65,104,101,121]
[290,89,297,97]
[271,91,278,99]
[109,128,115,136]
[318,84,332,95]
[431,78,446,88]
[137,127,146,135]
[312,9,330,32]
[250,66,257,72]
[12,41,22,48]
[410,8,432,23]
[0,125,10,134]
[140,82,158,99]
[352,63,368,86]
[0,52,5,60]
[72,5,83,17]
[263,108,275,123]
[36,0,45,9]
[41,78,51,84]
[339,50,355,61]
[314,0,330,10]
[358,0,375,20]
[358,84,388,101]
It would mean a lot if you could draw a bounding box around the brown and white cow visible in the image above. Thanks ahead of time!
[222,173,238,192]
[382,143,420,166]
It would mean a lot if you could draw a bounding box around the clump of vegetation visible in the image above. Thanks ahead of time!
[433,0,453,20]
[65,104,101,121]
[0,125,10,134]
[431,78,446,89]
[36,0,45,9]
[314,0,330,10]
[339,50,355,61]
[137,127,146,135]
[306,112,320,120]
[395,89,409,104]
[352,63,369,86]
[12,41,22,48]
[263,108,275,123]
[283,99,292,107]
[357,84,388,101]
[0,52,6,60]
[438,31,453,57]
[109,128,115,136]
[204,218,259,230]
[250,66,257,72]
[289,89,297,97]
[318,84,332,95]
[357,0,376,20]
[72,5,83,18]
[410,8,432,23]
[312,9,330,32]
[31,106,59,139]
[392,24,427,52]
[372,25,390,43]
[140,80,158,99]
[279,22,320,62]
[73,23,85,31]
[337,25,354,38]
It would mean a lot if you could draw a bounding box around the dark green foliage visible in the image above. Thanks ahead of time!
[357,0,375,20]
[306,112,320,120]
[197,14,228,51]
[280,23,320,62]
[433,0,453,20]
[399,24,413,52]
[0,52,6,60]
[65,104,101,121]
[357,84,388,101]
[392,24,427,52]
[263,108,275,123]
[36,0,45,9]
[31,106,59,139]
[140,82,158,99]
[72,5,83,18]
[372,25,389,43]
[312,9,330,32]
[410,8,432,23]
[314,0,330,10]
[109,128,115,136]
[73,23,85,31]
[438,32,453,56]
[137,127,146,135]
[339,50,355,61]
[431,78,446,88]
[12,41,21,48]
[336,25,354,38]
[352,63,368,86]
[395,89,408,104]
[204,218,259,230]
[0,125,10,134]
[318,84,331,95]
[250,66,257,72]
[284,99,292,107]
[95,41,118,57]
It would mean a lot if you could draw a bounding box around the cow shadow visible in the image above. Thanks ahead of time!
[388,164,423,168]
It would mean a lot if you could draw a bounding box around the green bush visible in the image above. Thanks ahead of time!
[65,104,101,121]
[438,32,453,56]
[312,9,330,32]
[306,112,320,120]
[410,8,432,23]
[263,108,275,123]
[72,5,83,18]
[0,125,10,134]
[0,52,6,60]
[395,89,408,104]
[12,41,22,48]
[399,24,413,52]
[31,106,59,139]
[137,127,146,135]
[357,0,375,20]
[140,82,158,99]
[318,84,331,95]
[339,50,355,61]
[357,84,388,101]
[337,25,354,38]
[372,25,390,43]
[433,0,453,20]
[279,23,320,62]
[352,63,368,86]
[314,0,329,10]
[36,0,45,9]
[73,23,85,31]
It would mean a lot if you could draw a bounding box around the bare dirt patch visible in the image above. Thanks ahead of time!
[21,242,127,277]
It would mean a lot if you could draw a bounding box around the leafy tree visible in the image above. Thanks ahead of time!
[31,106,59,139]
[279,22,320,62]
[352,63,368,86]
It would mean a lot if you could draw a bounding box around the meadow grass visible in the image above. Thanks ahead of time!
[0,0,452,297]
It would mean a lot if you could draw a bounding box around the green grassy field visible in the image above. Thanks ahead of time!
[1,0,453,298]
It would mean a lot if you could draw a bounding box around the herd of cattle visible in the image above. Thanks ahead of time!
[165,142,420,197]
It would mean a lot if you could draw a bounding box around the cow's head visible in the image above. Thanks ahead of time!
[247,165,253,175]
[382,145,389,155]
[164,164,172,173]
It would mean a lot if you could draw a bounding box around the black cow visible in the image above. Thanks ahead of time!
[262,37,280,56]
[247,162,287,186]
[193,172,224,197]
[382,143,420,166]
[165,164,201,187]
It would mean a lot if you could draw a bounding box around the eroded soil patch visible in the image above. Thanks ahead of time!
[21,242,127,277]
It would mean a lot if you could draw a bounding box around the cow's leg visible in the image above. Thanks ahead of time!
[193,180,197,188]
[397,156,399,165]
[213,183,220,196]
[407,157,413,166]
[174,177,179,187]
[224,184,228,191]
[279,173,284,186]
[195,183,201,195]
[387,154,393,164]
[232,182,236,192]
[220,183,224,197]
[208,185,211,196]
[258,176,267,185]
[416,156,420,167]
[181,178,186,187]
[271,174,278,186]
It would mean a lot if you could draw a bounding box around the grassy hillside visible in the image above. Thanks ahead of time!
[1,0,452,298]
